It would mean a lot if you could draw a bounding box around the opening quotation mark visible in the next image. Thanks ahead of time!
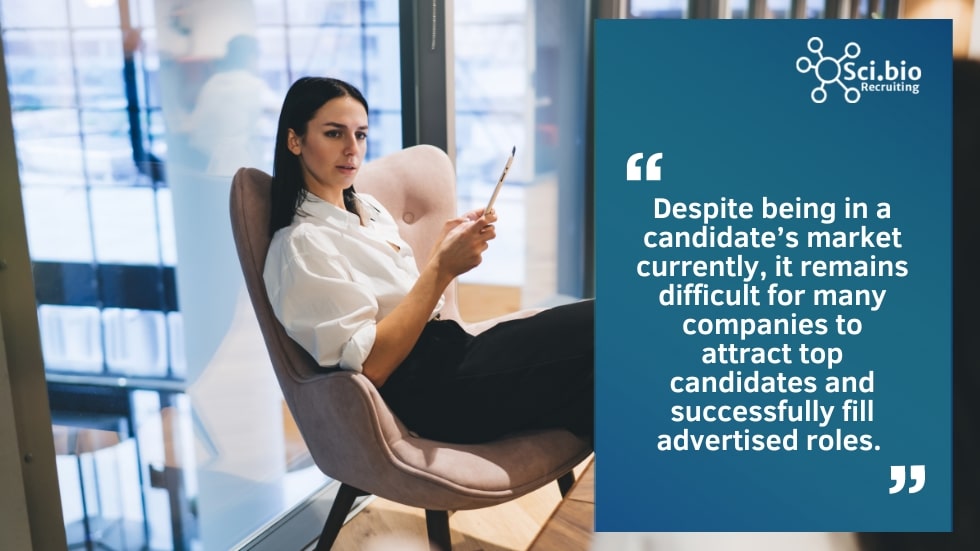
[626,152,664,181]
[889,465,926,494]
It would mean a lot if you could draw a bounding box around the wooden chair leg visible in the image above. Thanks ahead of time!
[425,509,452,551]
[557,471,576,497]
[315,483,365,551]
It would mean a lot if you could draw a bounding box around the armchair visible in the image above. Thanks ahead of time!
[229,144,591,550]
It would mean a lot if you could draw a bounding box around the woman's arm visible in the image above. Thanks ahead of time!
[360,209,497,387]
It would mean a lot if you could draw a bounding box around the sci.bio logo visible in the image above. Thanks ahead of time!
[795,36,922,104]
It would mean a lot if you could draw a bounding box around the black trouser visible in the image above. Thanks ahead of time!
[379,299,594,444]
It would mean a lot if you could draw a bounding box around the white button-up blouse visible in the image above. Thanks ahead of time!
[264,192,444,372]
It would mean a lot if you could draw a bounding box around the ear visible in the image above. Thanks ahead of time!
[287,129,302,156]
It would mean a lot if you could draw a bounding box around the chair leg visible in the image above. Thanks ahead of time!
[425,509,452,551]
[557,471,576,497]
[315,483,365,551]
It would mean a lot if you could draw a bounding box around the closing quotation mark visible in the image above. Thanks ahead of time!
[889,465,926,494]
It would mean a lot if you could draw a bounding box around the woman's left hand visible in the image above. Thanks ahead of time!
[429,208,498,278]
[461,207,497,224]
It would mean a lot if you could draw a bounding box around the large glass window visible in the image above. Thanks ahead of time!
[630,0,686,18]
[627,0,879,20]
[454,1,528,291]
[2,0,400,548]
[454,0,590,305]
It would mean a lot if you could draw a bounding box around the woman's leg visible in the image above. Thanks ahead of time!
[381,300,594,444]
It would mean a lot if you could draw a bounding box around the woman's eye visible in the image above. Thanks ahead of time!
[356,132,368,141]
[325,130,341,138]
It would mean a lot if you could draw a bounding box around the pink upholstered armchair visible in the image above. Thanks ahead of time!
[229,144,592,550]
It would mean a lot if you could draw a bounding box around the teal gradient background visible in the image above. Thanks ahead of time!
[595,20,951,532]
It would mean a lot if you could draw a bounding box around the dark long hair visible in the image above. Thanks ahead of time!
[269,77,369,236]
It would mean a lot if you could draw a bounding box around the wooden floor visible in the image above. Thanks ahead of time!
[324,457,593,551]
[527,459,594,551]
[316,284,591,551]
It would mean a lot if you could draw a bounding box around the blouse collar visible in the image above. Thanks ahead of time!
[296,192,363,228]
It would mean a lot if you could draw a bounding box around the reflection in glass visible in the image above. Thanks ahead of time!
[68,0,121,29]
[21,187,93,260]
[83,134,148,187]
[38,305,104,373]
[53,425,146,549]
[0,0,70,28]
[730,0,749,18]
[286,0,360,25]
[806,0,826,18]
[167,312,186,379]
[455,0,589,300]
[89,187,162,264]
[103,308,169,377]
[155,187,178,266]
[768,0,792,18]
[256,27,292,93]
[454,3,527,288]
[4,30,75,108]
[255,0,288,25]
[629,0,687,18]
[363,26,402,111]
[3,0,401,548]
[74,29,128,109]
[132,0,156,28]
[287,27,364,85]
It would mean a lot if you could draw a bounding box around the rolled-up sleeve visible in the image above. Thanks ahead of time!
[266,228,379,372]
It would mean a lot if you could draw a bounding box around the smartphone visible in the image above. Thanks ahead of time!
[485,146,516,213]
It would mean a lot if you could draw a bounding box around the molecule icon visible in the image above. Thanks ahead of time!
[796,37,861,104]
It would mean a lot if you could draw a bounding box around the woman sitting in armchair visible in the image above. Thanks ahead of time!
[263,76,593,445]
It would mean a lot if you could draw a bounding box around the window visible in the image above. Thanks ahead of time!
[2,0,400,548]
[454,0,591,303]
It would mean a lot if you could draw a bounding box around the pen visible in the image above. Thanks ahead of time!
[486,145,516,213]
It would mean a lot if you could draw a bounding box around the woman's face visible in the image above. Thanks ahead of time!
[287,95,368,205]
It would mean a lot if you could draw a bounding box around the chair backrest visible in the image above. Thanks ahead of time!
[229,145,461,389]
[351,144,463,323]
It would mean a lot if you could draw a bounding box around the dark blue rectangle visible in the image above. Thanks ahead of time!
[595,19,952,532]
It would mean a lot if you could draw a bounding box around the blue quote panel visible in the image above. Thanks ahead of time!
[595,20,951,532]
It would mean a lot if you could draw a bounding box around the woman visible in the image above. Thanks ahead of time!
[264,77,593,445]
